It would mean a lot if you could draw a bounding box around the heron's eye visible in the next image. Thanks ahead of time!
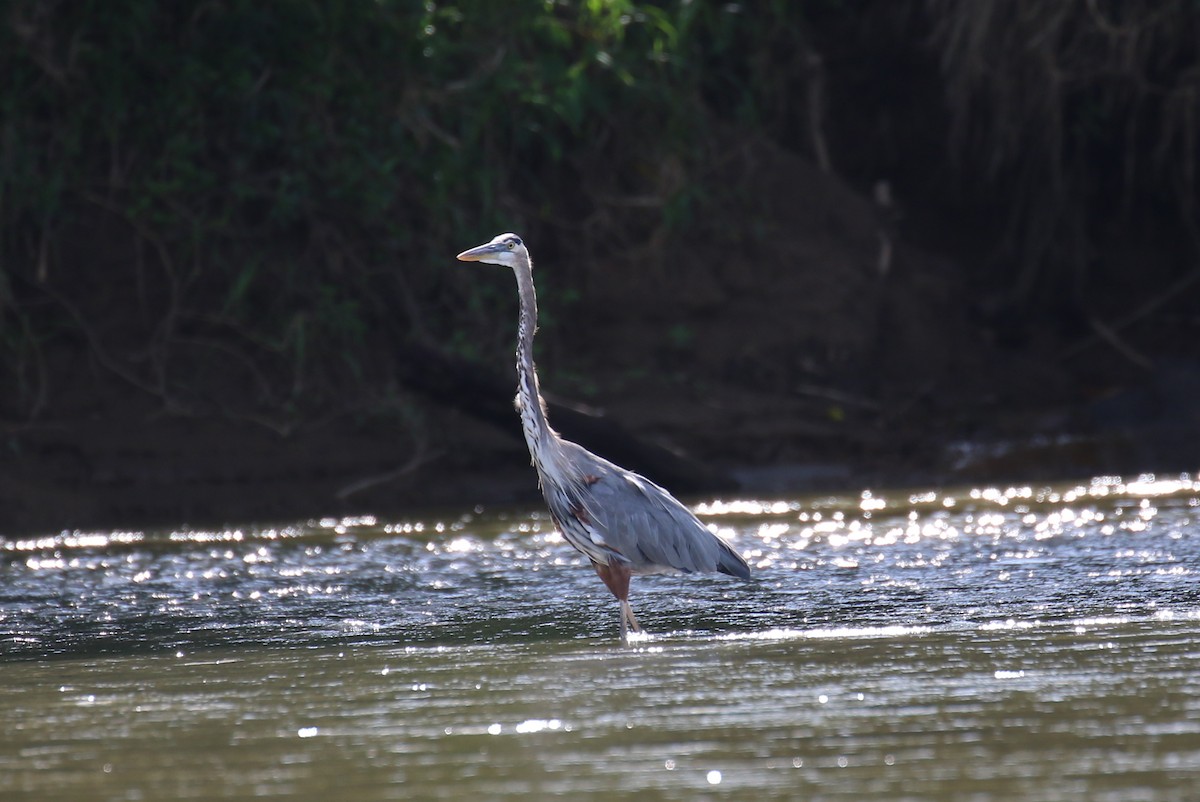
[507,241,515,250]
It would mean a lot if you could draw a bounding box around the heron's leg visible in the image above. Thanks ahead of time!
[621,601,643,634]
[594,560,638,642]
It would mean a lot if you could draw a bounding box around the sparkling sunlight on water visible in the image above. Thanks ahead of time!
[2,473,1199,800]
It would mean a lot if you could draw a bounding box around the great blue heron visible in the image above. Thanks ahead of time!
[457,233,751,642]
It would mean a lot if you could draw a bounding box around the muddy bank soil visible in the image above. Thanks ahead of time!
[2,355,1193,539]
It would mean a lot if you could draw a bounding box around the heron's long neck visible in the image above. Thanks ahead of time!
[513,259,555,459]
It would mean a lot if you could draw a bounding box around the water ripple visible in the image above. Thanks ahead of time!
[2,473,1198,660]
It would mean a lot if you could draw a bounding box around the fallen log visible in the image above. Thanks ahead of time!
[393,341,737,495]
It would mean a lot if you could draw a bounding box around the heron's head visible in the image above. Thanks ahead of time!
[456,233,527,269]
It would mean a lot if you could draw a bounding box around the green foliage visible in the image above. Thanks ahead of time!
[5,1,1191,426]
[0,0,812,423]
[667,323,695,350]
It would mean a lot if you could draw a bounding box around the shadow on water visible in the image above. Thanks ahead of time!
[2,475,1200,800]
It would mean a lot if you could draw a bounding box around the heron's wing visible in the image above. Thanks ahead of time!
[558,442,749,578]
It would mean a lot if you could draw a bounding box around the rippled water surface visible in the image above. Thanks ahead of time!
[3,474,1200,800]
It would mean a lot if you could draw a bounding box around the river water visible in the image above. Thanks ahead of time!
[2,473,1199,800]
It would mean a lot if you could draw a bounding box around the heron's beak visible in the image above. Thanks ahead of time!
[456,242,504,262]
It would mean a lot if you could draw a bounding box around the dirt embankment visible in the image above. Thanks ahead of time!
[2,138,1196,537]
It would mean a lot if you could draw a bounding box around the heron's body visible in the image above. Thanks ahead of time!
[457,233,750,641]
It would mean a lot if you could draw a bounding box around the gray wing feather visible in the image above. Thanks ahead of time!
[557,441,750,578]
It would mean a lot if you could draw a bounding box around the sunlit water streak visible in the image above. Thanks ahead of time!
[2,473,1199,800]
